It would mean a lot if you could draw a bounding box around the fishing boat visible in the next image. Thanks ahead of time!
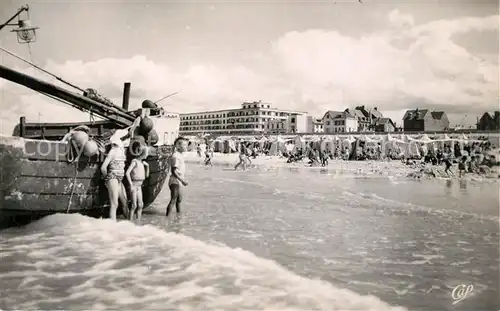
[0,6,179,220]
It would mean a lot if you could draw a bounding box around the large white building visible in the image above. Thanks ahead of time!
[179,101,308,135]
[322,110,358,133]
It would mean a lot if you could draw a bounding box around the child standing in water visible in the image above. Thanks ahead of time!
[234,145,248,170]
[166,137,189,217]
[204,145,213,166]
[458,155,467,178]
[101,135,129,220]
[443,156,453,176]
[125,147,149,221]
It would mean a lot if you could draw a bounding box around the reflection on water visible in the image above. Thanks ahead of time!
[459,180,467,191]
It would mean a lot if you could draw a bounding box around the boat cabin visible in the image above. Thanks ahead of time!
[13,107,180,146]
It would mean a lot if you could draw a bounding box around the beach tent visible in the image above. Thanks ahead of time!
[243,136,257,143]
[223,138,237,153]
[285,142,295,152]
[419,134,432,143]
[339,135,355,143]
[486,148,500,163]
[320,136,335,153]
[293,136,306,150]
[187,141,197,151]
[340,136,354,149]
[211,139,224,152]
[370,135,382,142]
[257,136,268,149]
[379,134,402,156]
[268,136,286,156]
[436,133,452,142]
[359,134,378,144]
[309,135,321,150]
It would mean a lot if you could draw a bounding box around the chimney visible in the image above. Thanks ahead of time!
[494,111,500,120]
[122,82,131,111]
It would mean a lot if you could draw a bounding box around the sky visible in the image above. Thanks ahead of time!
[0,0,498,134]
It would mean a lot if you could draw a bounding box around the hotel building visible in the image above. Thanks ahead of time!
[179,101,308,135]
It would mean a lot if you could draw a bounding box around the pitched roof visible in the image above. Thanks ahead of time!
[403,109,429,120]
[322,110,356,120]
[322,110,343,120]
[376,117,390,124]
[484,111,500,121]
[345,108,366,119]
[371,109,383,118]
[312,118,323,124]
[353,106,383,118]
[430,111,445,120]
[375,117,395,127]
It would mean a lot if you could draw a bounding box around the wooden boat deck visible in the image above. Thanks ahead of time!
[0,134,171,215]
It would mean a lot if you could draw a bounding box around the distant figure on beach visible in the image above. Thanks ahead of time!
[250,146,257,159]
[245,144,253,166]
[376,143,382,160]
[321,149,329,166]
[101,135,129,220]
[166,137,189,217]
[204,145,213,166]
[235,145,249,170]
[458,156,467,178]
[443,157,453,176]
[125,147,149,221]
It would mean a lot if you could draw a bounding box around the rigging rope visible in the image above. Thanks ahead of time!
[0,45,86,93]
[66,161,79,213]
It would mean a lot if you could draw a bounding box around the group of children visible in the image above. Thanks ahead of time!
[101,132,189,221]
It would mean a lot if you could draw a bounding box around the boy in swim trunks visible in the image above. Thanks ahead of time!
[458,156,467,178]
[234,145,248,170]
[166,137,189,217]
[443,156,453,176]
[125,146,149,221]
[204,145,213,166]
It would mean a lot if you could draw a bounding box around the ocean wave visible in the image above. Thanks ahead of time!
[1,214,407,311]
[339,190,500,222]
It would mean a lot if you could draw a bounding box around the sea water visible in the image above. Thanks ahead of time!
[0,165,498,311]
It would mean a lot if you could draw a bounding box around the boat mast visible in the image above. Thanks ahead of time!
[0,64,135,127]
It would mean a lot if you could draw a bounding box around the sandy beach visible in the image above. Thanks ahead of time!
[183,151,500,181]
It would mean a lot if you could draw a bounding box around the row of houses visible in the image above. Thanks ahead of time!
[317,106,397,134]
[477,111,500,131]
[178,100,498,136]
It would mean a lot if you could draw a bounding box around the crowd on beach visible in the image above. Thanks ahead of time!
[191,135,499,179]
[94,130,499,221]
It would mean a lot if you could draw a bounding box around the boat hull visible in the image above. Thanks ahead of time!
[0,135,171,217]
